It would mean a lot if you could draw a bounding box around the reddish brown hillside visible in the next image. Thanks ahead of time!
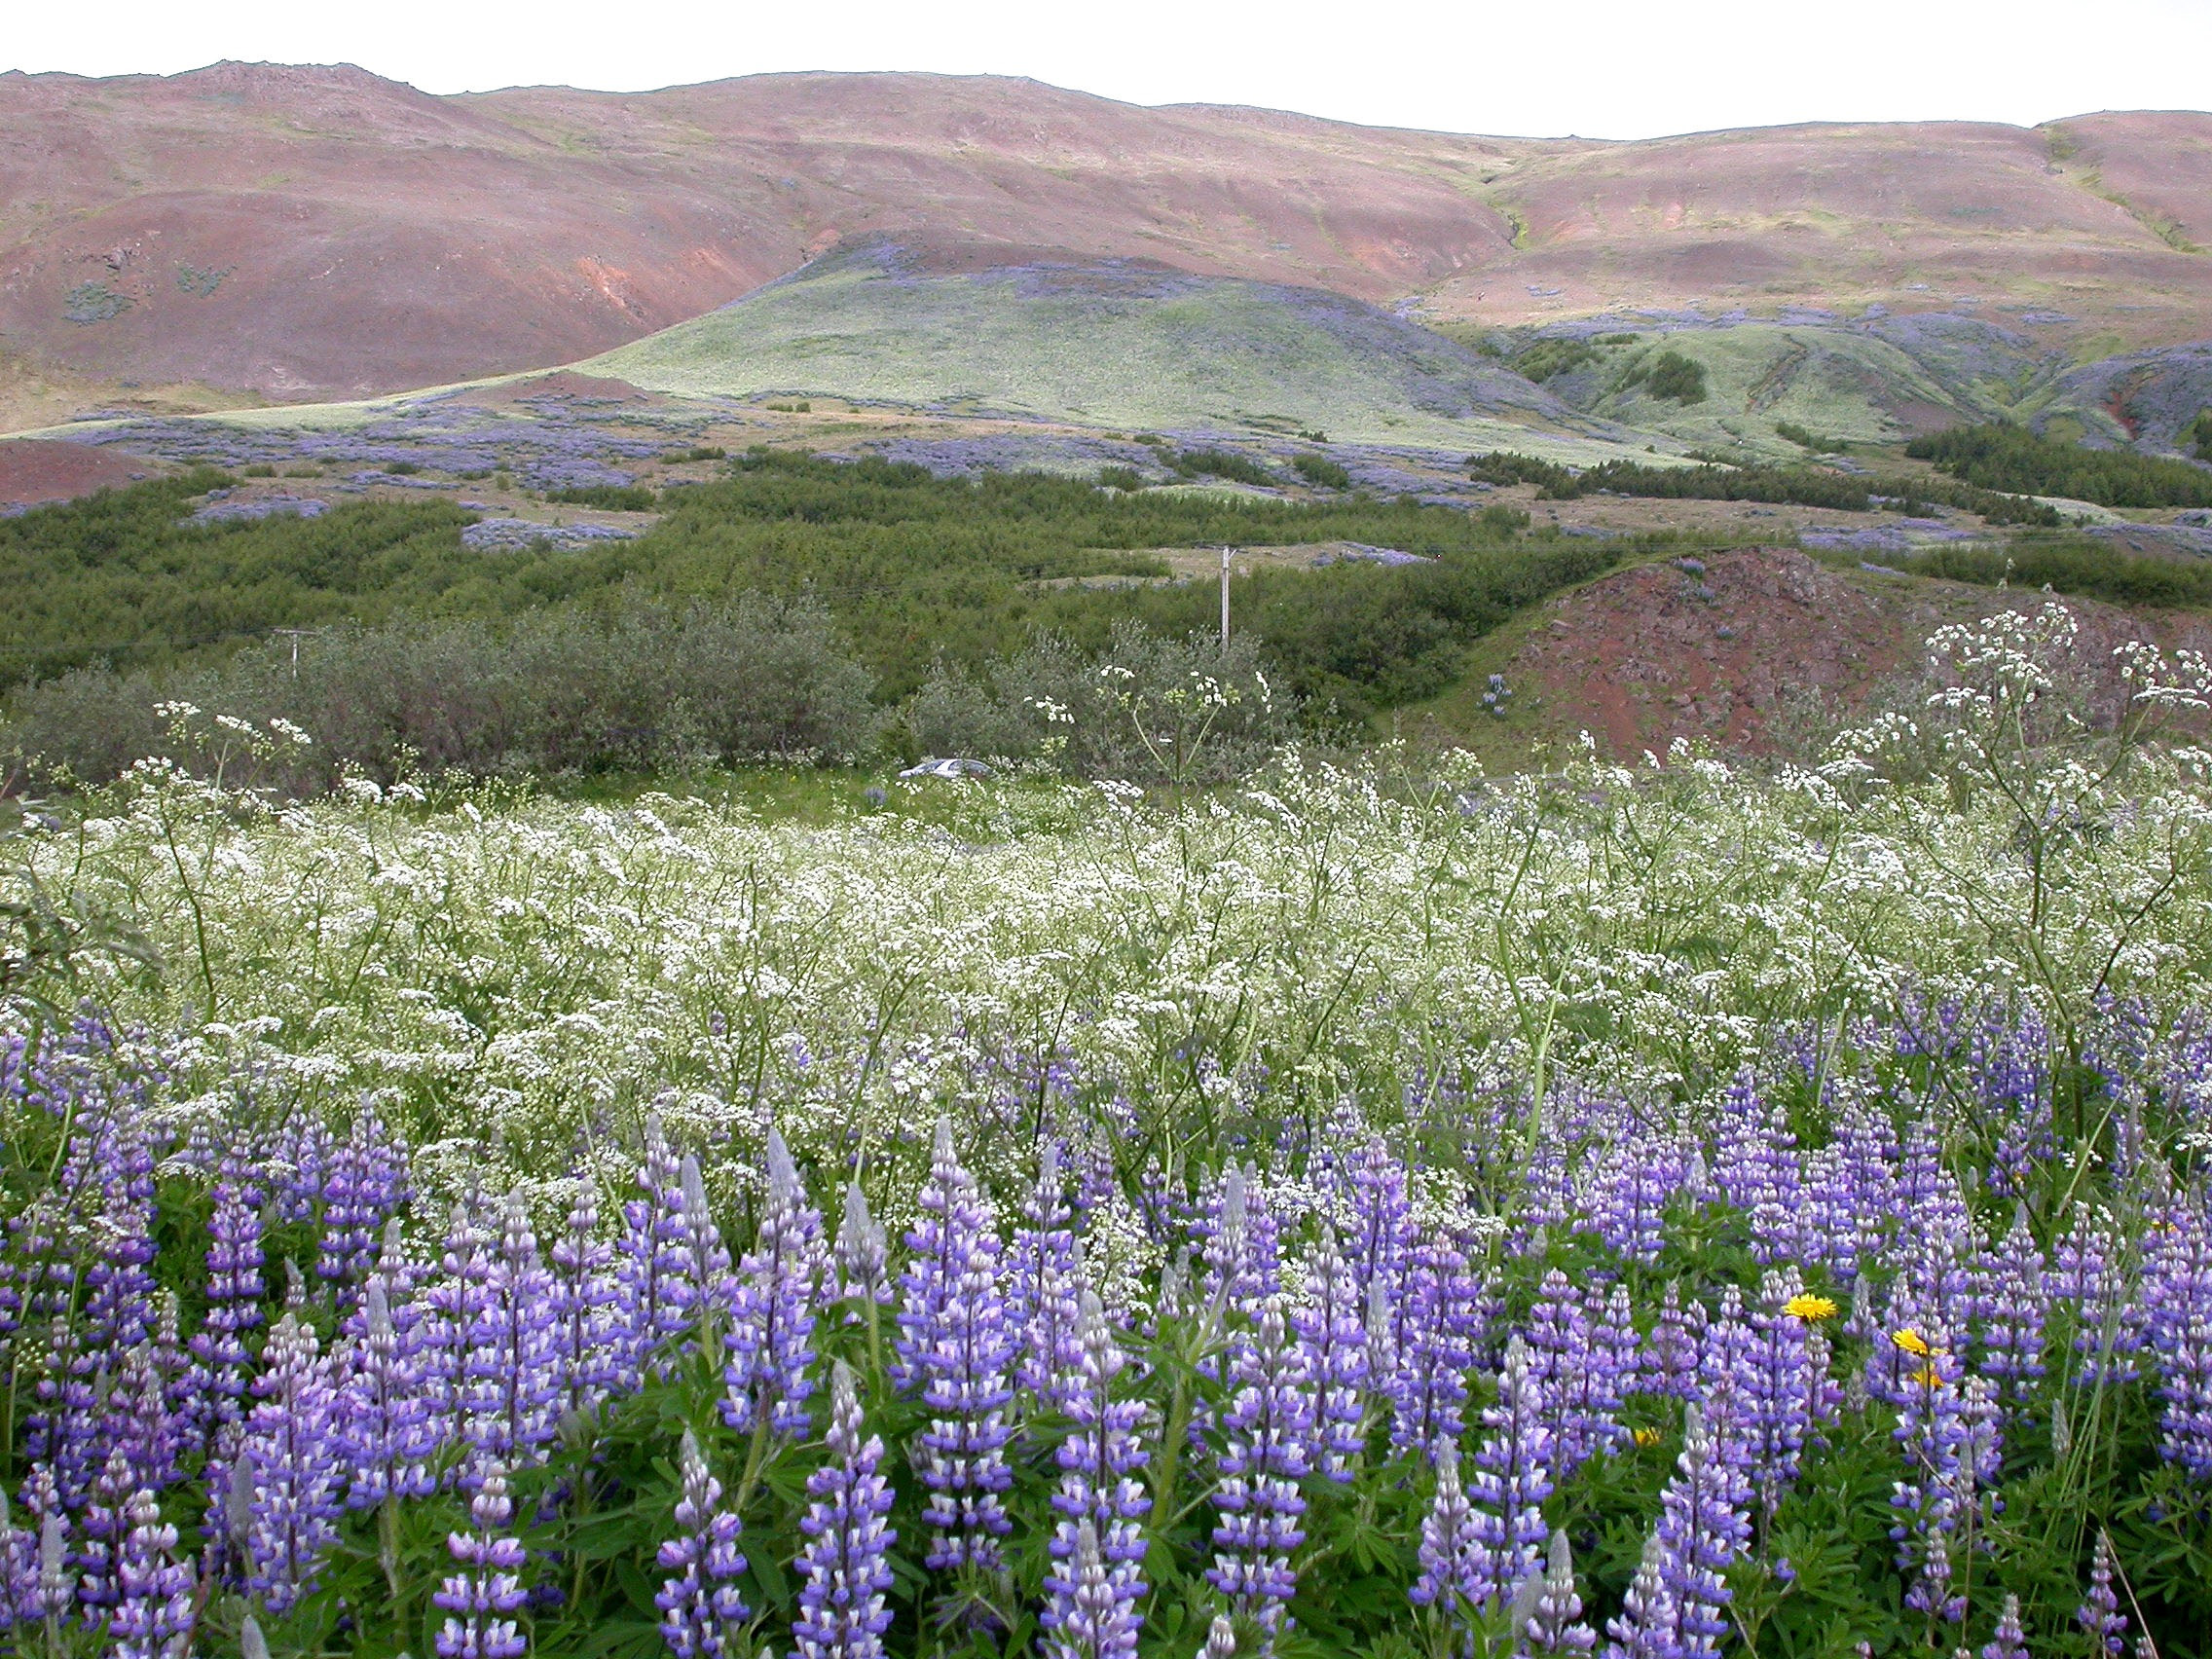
[3,65,2211,412]
[1480,548,2212,758]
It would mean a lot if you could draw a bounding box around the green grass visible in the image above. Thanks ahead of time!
[584,247,1645,459]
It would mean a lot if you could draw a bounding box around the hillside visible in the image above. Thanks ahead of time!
[7,64,2212,422]
[585,242,1632,453]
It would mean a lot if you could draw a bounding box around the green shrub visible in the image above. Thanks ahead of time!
[1622,350,1709,405]
[1774,420,1846,452]
[3,596,881,788]
[1906,423,2212,507]
[546,485,659,512]
[1291,453,1352,490]
[1096,465,1145,492]
[1169,449,1279,488]
[1900,542,2212,609]
[1510,339,1599,384]
[2188,411,2212,462]
[1464,451,2058,525]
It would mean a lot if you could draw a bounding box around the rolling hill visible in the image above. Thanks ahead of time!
[7,63,2212,425]
[584,241,1634,454]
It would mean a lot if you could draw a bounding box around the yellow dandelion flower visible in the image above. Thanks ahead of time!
[1632,1426,1663,1448]
[1908,1363,1944,1388]
[1784,1293,1838,1323]
[1890,1328,1933,1357]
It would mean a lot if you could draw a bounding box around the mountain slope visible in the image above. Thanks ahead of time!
[6,64,2212,421]
[586,243,1629,452]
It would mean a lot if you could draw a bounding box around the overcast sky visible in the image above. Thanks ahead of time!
[9,0,2209,140]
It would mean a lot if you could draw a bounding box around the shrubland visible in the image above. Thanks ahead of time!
[0,453,1665,783]
[1908,424,2212,509]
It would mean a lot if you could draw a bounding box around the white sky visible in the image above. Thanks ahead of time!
[6,0,2208,141]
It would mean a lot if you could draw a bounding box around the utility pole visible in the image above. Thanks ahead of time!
[1219,546,1234,653]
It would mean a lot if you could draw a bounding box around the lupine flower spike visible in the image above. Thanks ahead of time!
[792,1359,897,1659]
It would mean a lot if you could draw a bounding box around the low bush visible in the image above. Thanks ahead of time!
[1621,349,1708,404]
[1169,448,1279,487]
[1464,452,2059,525]
[1290,453,1352,490]
[545,484,659,511]
[904,622,1294,782]
[1907,423,2212,507]
[3,596,879,789]
[1899,541,2212,609]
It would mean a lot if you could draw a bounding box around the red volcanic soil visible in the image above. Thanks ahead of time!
[0,437,158,507]
[1492,548,2212,758]
[4,64,2212,407]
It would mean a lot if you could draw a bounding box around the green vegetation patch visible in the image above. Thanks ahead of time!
[1899,541,2212,610]
[1620,349,1709,405]
[1908,424,2212,508]
[1464,452,2059,525]
[0,455,1678,747]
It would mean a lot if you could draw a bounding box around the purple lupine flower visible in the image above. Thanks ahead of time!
[0,1487,37,1630]
[35,1504,72,1631]
[835,1182,891,1312]
[1641,1283,1700,1401]
[1047,1521,1138,1659]
[1975,1204,2048,1419]
[1343,1136,1415,1303]
[344,1275,437,1509]
[1732,1272,1837,1518]
[1207,1298,1314,1641]
[265,1112,329,1228]
[424,1201,498,1449]
[109,1487,194,1659]
[654,1428,747,1659]
[615,1118,695,1384]
[1523,1530,1596,1654]
[110,1346,181,1496]
[1198,1164,1281,1320]
[2051,1211,2145,1385]
[317,1103,410,1302]
[1600,1531,1682,1659]
[1387,1232,1479,1455]
[1010,1145,1085,1417]
[240,1312,346,1615]
[1526,1271,1624,1476]
[1469,1336,1554,1607]
[792,1359,897,1659]
[1292,1224,1369,1480]
[2143,1199,2212,1478]
[77,1448,137,1623]
[1888,1334,2001,1625]
[1410,1438,1484,1634]
[2075,1530,2126,1656]
[897,1119,1015,1572]
[674,1156,733,1350]
[1714,1072,1802,1266]
[1046,1293,1150,1645]
[549,1186,617,1420]
[434,1465,529,1659]
[1588,1136,1684,1266]
[723,1129,825,1442]
[464,1197,561,1478]
[1652,1401,1752,1657]
[1980,1592,2027,1659]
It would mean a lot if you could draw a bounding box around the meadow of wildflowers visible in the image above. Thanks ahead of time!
[2,605,2212,1655]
